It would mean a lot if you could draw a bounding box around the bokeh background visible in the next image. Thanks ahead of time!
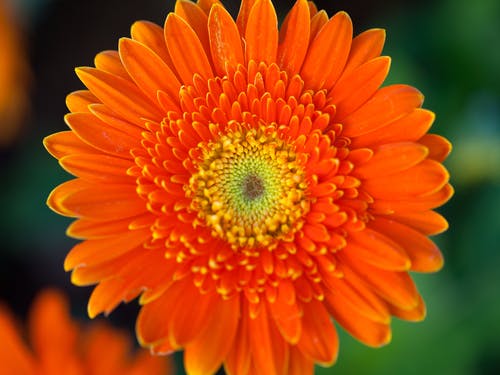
[1,0,499,374]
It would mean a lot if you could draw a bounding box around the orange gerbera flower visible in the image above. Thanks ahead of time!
[0,289,171,375]
[44,0,453,374]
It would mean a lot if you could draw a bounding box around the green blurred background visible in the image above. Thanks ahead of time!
[0,0,499,374]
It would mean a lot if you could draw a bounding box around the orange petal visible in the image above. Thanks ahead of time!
[164,13,213,84]
[348,147,374,166]
[145,339,176,356]
[351,108,435,148]
[70,245,170,287]
[303,222,330,242]
[101,249,174,302]
[88,103,145,136]
[75,67,163,125]
[370,218,444,272]
[44,131,96,159]
[296,299,338,365]
[389,210,449,235]
[325,290,391,347]
[175,0,211,58]
[83,323,130,371]
[341,84,424,136]
[245,0,278,65]
[128,349,171,375]
[130,20,175,70]
[208,4,245,76]
[136,280,189,350]
[277,0,310,75]
[309,182,338,202]
[64,112,138,158]
[355,142,429,179]
[323,16,356,89]
[157,88,182,113]
[66,90,98,112]
[197,0,223,13]
[307,1,318,17]
[184,296,240,375]
[168,289,217,347]
[322,266,390,324]
[331,56,391,119]
[49,181,145,220]
[341,252,420,309]
[309,10,328,42]
[119,38,181,104]
[363,160,449,199]
[248,303,288,375]
[236,0,257,35]
[389,292,426,322]
[346,228,411,271]
[0,305,36,374]
[64,228,150,271]
[225,307,251,375]
[419,134,452,162]
[94,50,129,80]
[66,216,139,239]
[268,282,303,344]
[371,183,454,213]
[66,218,133,239]
[47,178,92,217]
[87,277,138,318]
[343,28,386,75]
[132,353,171,375]
[60,153,133,183]
[71,255,132,287]
[28,290,78,359]
[301,11,352,90]
[288,346,314,375]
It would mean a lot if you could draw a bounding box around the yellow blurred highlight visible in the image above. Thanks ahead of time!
[448,136,500,185]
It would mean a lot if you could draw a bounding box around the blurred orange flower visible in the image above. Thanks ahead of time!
[0,0,29,146]
[0,289,171,375]
[44,0,453,374]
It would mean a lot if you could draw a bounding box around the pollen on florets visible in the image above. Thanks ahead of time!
[187,125,310,249]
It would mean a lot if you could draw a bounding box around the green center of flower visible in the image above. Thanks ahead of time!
[187,125,309,249]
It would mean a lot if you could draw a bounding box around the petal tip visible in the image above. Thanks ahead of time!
[74,66,88,76]
[373,27,386,37]
[87,302,99,319]
[117,37,129,47]
[63,256,75,272]
[42,134,55,154]
[379,328,392,347]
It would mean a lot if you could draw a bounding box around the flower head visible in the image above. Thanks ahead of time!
[44,0,453,374]
[0,289,171,375]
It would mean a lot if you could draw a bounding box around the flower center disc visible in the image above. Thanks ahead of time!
[187,126,309,249]
[242,174,264,200]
